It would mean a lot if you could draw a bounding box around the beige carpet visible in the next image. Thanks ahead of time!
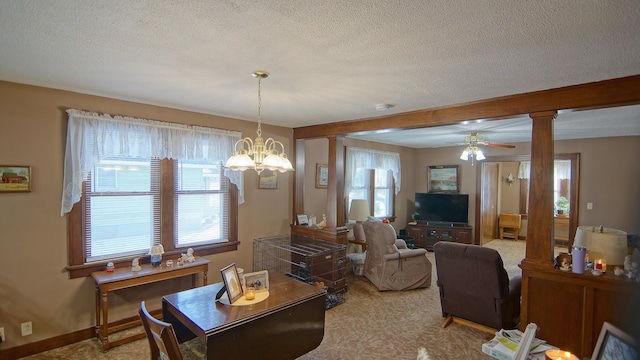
[22,240,527,360]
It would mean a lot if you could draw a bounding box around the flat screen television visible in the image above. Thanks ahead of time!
[413,193,469,225]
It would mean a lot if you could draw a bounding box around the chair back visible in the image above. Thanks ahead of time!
[139,301,184,360]
[434,242,517,329]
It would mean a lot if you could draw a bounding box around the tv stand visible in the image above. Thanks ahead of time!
[406,223,473,251]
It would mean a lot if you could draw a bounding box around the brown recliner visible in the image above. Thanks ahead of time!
[434,241,521,332]
[363,219,432,291]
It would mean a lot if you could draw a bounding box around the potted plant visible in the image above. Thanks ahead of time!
[555,196,570,216]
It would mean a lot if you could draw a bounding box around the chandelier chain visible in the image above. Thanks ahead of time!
[256,76,262,137]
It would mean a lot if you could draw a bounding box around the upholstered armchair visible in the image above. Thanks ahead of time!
[363,219,432,291]
[434,242,521,332]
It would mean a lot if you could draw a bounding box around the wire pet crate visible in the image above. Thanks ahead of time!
[253,234,346,308]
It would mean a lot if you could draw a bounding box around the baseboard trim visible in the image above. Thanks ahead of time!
[0,310,160,359]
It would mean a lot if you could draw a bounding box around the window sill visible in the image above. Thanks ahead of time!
[67,241,240,279]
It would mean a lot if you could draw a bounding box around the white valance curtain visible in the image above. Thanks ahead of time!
[517,160,571,180]
[344,146,401,196]
[60,109,243,216]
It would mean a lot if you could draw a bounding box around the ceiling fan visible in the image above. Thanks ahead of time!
[459,131,515,165]
[463,131,516,149]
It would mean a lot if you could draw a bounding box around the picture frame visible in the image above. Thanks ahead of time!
[315,163,328,188]
[242,270,269,293]
[591,321,639,360]
[220,263,243,304]
[297,214,309,226]
[427,165,460,193]
[258,169,278,189]
[0,165,31,193]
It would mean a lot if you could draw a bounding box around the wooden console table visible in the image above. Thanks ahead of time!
[91,257,209,350]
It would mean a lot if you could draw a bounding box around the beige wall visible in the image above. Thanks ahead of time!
[1,79,638,351]
[0,81,294,348]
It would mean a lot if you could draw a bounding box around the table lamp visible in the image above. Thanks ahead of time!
[349,199,370,243]
[574,226,628,266]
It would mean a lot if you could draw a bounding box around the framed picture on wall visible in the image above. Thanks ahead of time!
[258,169,278,189]
[427,165,460,193]
[316,163,328,188]
[0,165,31,193]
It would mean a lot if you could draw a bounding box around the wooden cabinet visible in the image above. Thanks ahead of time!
[406,223,473,251]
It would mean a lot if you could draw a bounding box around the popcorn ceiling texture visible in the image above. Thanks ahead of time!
[0,0,639,135]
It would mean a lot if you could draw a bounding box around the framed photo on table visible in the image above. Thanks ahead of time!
[242,270,269,293]
[591,321,639,360]
[427,165,460,193]
[220,263,243,303]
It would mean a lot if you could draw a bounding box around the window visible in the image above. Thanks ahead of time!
[346,168,395,218]
[345,147,401,220]
[63,109,242,278]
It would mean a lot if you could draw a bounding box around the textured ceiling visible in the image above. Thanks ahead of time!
[1,1,639,147]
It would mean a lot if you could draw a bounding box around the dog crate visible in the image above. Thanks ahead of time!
[253,234,346,308]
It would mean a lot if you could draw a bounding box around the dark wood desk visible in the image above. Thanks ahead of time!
[92,257,209,350]
[162,271,326,359]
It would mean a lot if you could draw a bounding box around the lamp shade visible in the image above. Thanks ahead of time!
[349,199,370,222]
[574,226,628,265]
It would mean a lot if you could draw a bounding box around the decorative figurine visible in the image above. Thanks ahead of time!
[131,258,142,272]
[106,262,115,273]
[186,248,196,263]
[149,244,164,267]
[176,257,184,266]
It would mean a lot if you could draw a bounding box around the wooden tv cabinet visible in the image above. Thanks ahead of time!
[406,223,473,251]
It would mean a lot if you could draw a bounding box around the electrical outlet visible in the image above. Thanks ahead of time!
[0,327,5,342]
[21,322,32,336]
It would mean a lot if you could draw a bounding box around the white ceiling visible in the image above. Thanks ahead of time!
[1,1,639,148]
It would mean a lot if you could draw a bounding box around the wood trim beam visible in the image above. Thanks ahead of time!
[293,75,640,139]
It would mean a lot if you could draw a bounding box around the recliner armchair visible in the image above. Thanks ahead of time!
[363,219,432,291]
[434,241,521,333]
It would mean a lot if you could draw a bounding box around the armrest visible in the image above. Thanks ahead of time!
[382,248,427,261]
[508,275,522,299]
[395,239,408,249]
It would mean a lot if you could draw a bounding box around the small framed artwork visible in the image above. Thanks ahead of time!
[427,165,460,193]
[315,163,328,188]
[220,263,243,304]
[297,214,309,226]
[0,165,31,193]
[242,270,269,293]
[258,169,278,189]
[591,321,638,360]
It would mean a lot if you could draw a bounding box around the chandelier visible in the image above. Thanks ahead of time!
[225,71,294,174]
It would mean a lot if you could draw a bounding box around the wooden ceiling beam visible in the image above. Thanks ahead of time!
[293,74,640,140]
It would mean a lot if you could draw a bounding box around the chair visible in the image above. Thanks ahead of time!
[139,301,206,360]
[499,213,521,240]
[434,242,521,334]
[362,219,432,291]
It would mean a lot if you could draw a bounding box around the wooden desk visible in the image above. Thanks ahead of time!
[92,257,209,350]
[163,271,326,360]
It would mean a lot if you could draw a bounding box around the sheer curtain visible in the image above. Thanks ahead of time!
[517,160,571,180]
[344,146,401,197]
[61,109,243,215]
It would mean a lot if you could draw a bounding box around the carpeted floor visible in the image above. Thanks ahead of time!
[22,239,530,360]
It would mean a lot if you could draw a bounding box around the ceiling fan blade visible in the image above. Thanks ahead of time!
[484,142,516,148]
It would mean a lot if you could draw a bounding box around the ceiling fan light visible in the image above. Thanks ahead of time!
[460,149,470,160]
[476,149,486,160]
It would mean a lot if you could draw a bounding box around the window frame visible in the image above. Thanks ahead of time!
[67,158,238,278]
[346,168,396,222]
